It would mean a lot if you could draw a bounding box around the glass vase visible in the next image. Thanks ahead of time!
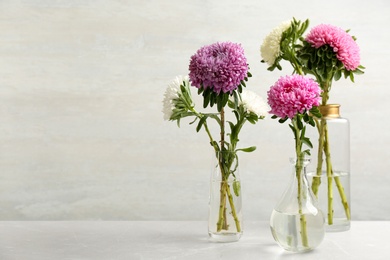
[307,104,351,232]
[270,158,325,252]
[208,151,242,242]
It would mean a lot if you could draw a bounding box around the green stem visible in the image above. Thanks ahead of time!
[292,58,304,76]
[203,122,219,153]
[190,108,219,154]
[311,117,325,196]
[311,105,351,224]
[218,108,228,230]
[216,181,228,231]
[215,108,241,233]
[334,176,351,220]
[292,119,309,248]
[312,69,351,224]
[296,161,309,247]
[226,183,241,232]
[192,104,242,232]
[220,108,225,150]
[324,125,334,225]
[324,125,351,222]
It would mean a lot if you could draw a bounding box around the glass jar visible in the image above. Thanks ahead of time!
[208,151,242,242]
[270,158,325,252]
[307,104,351,232]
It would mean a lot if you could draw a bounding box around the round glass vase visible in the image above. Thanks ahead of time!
[307,104,351,232]
[270,158,325,252]
[208,151,242,242]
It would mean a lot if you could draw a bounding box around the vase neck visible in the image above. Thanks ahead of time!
[291,159,310,191]
[319,104,340,118]
[274,158,319,215]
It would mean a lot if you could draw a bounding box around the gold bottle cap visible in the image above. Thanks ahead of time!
[319,104,340,118]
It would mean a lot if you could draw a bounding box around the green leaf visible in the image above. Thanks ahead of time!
[353,68,365,75]
[238,84,243,93]
[343,70,350,79]
[301,125,306,136]
[223,93,229,105]
[301,137,313,148]
[236,146,256,153]
[308,117,315,127]
[296,116,303,130]
[334,69,342,81]
[289,124,297,140]
[233,180,240,196]
[210,140,219,150]
[232,111,239,122]
[349,72,355,82]
[303,113,310,123]
[246,113,259,124]
[189,117,198,125]
[176,118,181,127]
[309,107,322,118]
[217,97,223,112]
[216,93,229,112]
[203,91,210,108]
[228,121,236,134]
[278,117,288,124]
[209,92,216,107]
[196,115,207,132]
[271,115,278,119]
[227,99,235,110]
[233,91,239,110]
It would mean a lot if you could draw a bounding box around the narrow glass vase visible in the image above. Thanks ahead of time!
[307,104,351,232]
[208,151,242,242]
[270,158,325,252]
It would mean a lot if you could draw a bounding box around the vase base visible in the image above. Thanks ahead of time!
[208,231,242,242]
[325,220,350,232]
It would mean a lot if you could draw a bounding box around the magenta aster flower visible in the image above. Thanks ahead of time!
[189,42,248,94]
[305,24,360,71]
[267,75,321,119]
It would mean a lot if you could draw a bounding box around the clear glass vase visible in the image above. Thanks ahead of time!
[307,104,351,232]
[270,158,325,252]
[208,151,242,242]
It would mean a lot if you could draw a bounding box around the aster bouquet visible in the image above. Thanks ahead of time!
[261,18,364,228]
[267,74,324,251]
[163,42,267,239]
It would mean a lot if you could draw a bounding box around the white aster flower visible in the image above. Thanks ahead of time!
[260,20,292,66]
[239,89,269,118]
[162,75,189,120]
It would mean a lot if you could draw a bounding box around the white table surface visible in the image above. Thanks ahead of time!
[0,221,388,260]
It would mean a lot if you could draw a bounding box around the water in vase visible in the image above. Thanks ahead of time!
[270,210,325,252]
[307,170,350,232]
[208,180,242,242]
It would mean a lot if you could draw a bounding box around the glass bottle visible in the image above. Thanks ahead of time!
[208,151,242,242]
[270,158,325,252]
[307,104,351,232]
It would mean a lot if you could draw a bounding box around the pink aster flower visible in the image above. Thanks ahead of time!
[267,75,321,119]
[188,42,248,94]
[305,24,360,71]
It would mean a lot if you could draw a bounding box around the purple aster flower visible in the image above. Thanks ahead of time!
[305,24,360,71]
[267,75,321,119]
[188,42,248,94]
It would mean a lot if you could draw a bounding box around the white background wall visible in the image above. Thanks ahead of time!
[0,0,388,220]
